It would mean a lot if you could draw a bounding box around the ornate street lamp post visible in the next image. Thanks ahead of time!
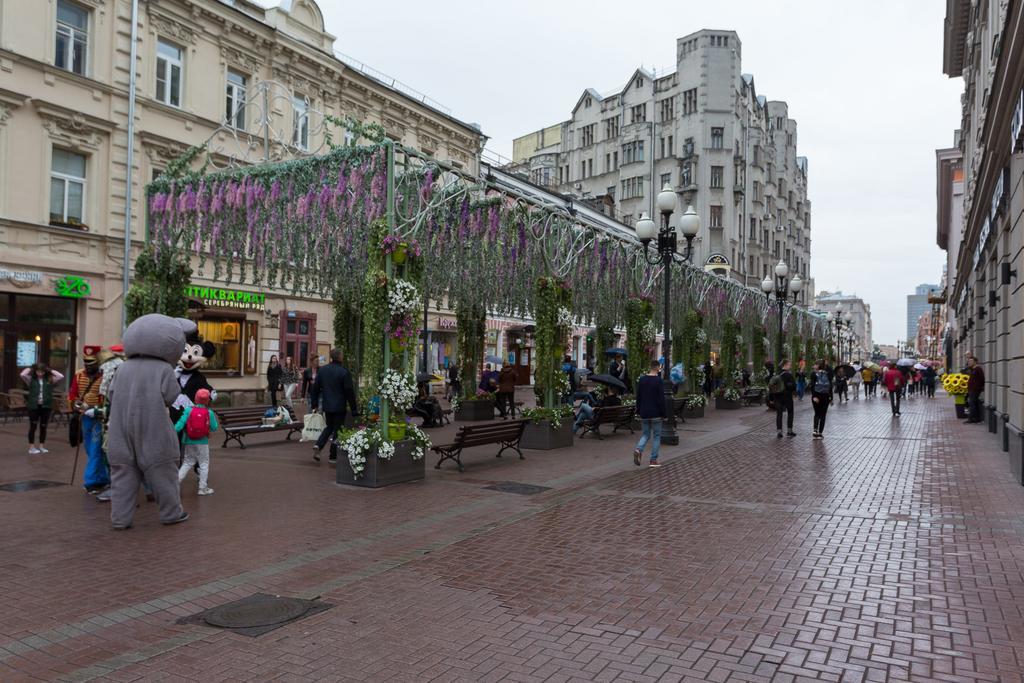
[760,260,803,368]
[636,185,700,447]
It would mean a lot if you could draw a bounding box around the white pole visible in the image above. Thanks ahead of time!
[121,0,140,331]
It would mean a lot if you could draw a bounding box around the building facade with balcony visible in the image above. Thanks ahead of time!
[942,0,1024,475]
[509,29,813,303]
[0,0,484,394]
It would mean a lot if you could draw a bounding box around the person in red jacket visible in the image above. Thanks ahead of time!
[883,365,904,417]
[965,356,986,423]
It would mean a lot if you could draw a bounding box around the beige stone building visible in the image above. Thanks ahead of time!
[0,0,484,394]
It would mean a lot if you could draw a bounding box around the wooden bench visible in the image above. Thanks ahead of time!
[741,388,765,406]
[215,406,302,449]
[432,419,528,472]
[577,404,636,440]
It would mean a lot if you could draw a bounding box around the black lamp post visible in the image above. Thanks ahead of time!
[636,184,700,447]
[760,260,803,368]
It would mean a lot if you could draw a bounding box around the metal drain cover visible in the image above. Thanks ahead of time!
[0,480,67,493]
[203,595,311,629]
[485,481,550,495]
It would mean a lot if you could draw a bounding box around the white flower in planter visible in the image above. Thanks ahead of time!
[641,320,657,343]
[378,369,417,411]
[556,306,573,328]
[388,279,421,317]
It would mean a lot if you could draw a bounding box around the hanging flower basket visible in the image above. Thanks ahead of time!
[389,338,406,353]
[392,242,409,264]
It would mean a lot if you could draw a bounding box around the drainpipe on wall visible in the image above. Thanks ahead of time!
[121,0,140,332]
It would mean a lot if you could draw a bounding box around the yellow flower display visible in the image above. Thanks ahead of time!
[941,372,970,396]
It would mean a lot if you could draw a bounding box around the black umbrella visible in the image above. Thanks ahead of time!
[416,372,436,384]
[605,347,628,356]
[836,364,856,379]
[588,374,627,391]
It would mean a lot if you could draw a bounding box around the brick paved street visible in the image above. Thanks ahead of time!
[3,393,1024,682]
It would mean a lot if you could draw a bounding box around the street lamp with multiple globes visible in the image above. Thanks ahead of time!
[636,184,700,447]
[760,260,803,370]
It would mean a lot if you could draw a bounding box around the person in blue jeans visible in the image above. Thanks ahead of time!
[633,360,667,467]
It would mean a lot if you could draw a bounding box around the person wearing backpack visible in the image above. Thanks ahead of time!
[769,359,797,438]
[175,388,219,495]
[810,361,834,438]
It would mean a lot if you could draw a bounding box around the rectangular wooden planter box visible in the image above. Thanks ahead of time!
[682,406,705,419]
[336,439,424,488]
[520,420,574,450]
[455,400,495,421]
[715,397,742,411]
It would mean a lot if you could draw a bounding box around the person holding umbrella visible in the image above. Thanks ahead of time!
[883,362,905,416]
[849,364,863,400]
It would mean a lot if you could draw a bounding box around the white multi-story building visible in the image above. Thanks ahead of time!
[511,29,813,303]
[812,291,873,361]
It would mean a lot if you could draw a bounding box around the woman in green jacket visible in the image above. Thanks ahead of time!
[20,363,64,454]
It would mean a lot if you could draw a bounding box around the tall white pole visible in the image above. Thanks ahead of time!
[121,0,140,331]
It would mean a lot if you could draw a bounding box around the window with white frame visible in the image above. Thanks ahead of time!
[225,69,247,129]
[710,166,724,188]
[711,127,724,149]
[292,95,310,149]
[55,0,88,75]
[156,39,183,107]
[50,148,87,226]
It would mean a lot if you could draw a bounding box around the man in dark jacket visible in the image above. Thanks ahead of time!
[965,356,985,424]
[633,360,667,468]
[310,348,359,463]
[772,360,797,438]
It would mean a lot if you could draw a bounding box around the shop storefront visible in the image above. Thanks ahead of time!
[0,267,91,393]
[505,326,535,386]
[416,314,456,375]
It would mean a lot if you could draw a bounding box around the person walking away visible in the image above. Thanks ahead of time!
[446,362,460,402]
[280,356,299,411]
[835,371,848,403]
[573,385,621,434]
[266,355,283,407]
[795,363,807,401]
[810,361,833,438]
[769,360,797,438]
[965,356,985,424]
[883,364,904,417]
[21,363,64,454]
[850,367,862,400]
[69,345,107,493]
[633,361,667,467]
[302,355,320,412]
[924,364,937,398]
[861,366,874,398]
[175,388,219,495]
[310,348,359,463]
[497,363,517,418]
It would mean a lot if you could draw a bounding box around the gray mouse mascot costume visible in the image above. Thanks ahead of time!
[106,314,192,529]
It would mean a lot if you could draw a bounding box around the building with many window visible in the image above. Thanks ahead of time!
[906,283,940,341]
[510,29,813,303]
[0,0,484,394]
[941,0,1024,476]
[811,291,873,361]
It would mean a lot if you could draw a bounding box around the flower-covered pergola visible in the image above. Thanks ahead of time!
[146,131,828,469]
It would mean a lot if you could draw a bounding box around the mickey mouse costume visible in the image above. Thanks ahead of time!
[170,330,217,425]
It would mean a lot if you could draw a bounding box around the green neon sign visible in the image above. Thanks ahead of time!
[184,284,266,310]
[55,275,91,298]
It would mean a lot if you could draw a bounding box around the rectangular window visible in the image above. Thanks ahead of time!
[660,172,672,189]
[681,88,697,115]
[630,104,647,123]
[581,124,595,146]
[292,95,310,149]
[225,69,247,129]
[667,135,673,156]
[580,160,586,179]
[604,115,620,139]
[55,0,88,75]
[711,127,724,149]
[49,148,86,226]
[613,151,618,168]
[709,205,722,228]
[659,96,674,121]
[155,39,183,107]
[606,186,615,201]
[195,318,243,374]
[588,158,593,177]
[710,166,724,188]
[605,153,611,173]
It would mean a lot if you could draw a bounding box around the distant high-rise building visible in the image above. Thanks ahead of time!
[907,284,939,341]
[509,29,813,303]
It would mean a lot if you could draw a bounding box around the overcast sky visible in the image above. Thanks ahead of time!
[312,0,962,345]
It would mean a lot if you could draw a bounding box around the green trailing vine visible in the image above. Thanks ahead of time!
[594,321,616,375]
[718,318,741,400]
[751,325,766,385]
[358,219,389,411]
[790,333,802,369]
[533,276,572,409]
[333,297,361,384]
[126,244,192,323]
[455,303,486,401]
[624,297,655,387]
[678,310,704,394]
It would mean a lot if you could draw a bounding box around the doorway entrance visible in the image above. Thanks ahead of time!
[1,294,76,393]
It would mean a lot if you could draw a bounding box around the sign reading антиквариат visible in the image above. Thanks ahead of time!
[184,284,266,310]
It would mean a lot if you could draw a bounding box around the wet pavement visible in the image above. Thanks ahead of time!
[2,392,1023,682]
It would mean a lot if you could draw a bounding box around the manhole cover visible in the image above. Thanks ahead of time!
[0,480,67,492]
[484,481,550,495]
[203,595,310,629]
